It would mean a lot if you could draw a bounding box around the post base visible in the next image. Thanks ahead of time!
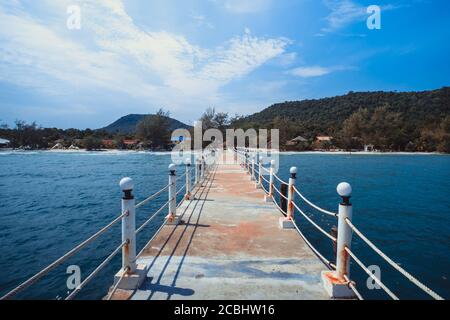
[321,271,356,299]
[279,217,295,229]
[166,215,181,225]
[113,264,147,290]
[264,195,273,203]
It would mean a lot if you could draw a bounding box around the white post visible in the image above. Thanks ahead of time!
[336,182,353,280]
[246,151,251,175]
[119,177,136,273]
[279,167,296,229]
[194,157,199,186]
[114,178,147,291]
[185,158,191,200]
[264,160,276,202]
[166,164,179,224]
[251,155,255,181]
[201,156,205,179]
[321,182,355,299]
[256,156,263,189]
[244,150,247,171]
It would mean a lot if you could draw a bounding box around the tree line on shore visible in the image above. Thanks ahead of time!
[0,109,174,151]
[1,88,449,153]
[231,88,450,153]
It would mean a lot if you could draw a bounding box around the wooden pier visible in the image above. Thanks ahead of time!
[110,154,329,300]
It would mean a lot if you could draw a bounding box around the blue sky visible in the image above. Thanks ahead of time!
[0,0,449,129]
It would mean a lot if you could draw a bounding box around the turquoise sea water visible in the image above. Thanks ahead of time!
[0,151,449,300]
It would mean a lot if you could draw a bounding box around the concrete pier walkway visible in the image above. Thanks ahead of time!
[113,159,329,300]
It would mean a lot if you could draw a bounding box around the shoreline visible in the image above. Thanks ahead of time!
[0,148,447,156]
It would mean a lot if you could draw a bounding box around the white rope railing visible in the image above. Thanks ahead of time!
[292,219,334,270]
[135,200,171,235]
[176,183,186,196]
[344,247,399,300]
[293,186,337,217]
[0,155,220,301]
[0,210,128,300]
[292,202,336,241]
[66,240,128,300]
[105,266,130,300]
[272,184,288,200]
[260,166,270,174]
[345,218,444,300]
[176,171,187,181]
[261,182,269,194]
[344,275,363,300]
[135,183,171,209]
[232,148,444,300]
[273,173,288,185]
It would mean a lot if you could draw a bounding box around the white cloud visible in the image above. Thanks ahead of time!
[220,0,272,14]
[190,13,215,29]
[288,64,355,78]
[321,0,367,33]
[275,52,298,67]
[0,0,289,118]
[288,66,332,78]
[321,0,400,33]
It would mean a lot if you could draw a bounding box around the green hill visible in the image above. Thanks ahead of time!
[101,114,191,134]
[232,87,450,152]
[235,87,449,136]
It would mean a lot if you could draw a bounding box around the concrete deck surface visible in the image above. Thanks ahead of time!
[112,157,329,300]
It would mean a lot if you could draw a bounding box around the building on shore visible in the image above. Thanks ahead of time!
[286,136,308,146]
[0,138,10,148]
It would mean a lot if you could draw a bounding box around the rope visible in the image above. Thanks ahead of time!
[105,266,130,300]
[293,186,337,217]
[176,172,187,181]
[272,185,288,200]
[261,175,270,184]
[176,184,186,196]
[137,163,217,258]
[292,202,336,241]
[261,182,269,194]
[344,247,399,300]
[344,275,364,300]
[0,211,128,300]
[292,220,334,270]
[135,183,171,209]
[260,166,270,174]
[272,198,286,216]
[135,200,171,234]
[66,240,128,300]
[345,218,443,300]
[268,190,334,270]
[273,173,288,185]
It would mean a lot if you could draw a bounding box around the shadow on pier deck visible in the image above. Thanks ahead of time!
[114,162,329,300]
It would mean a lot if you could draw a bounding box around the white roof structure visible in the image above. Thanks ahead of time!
[0,138,10,144]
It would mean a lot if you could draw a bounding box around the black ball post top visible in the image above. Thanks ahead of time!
[341,196,351,206]
[123,189,133,200]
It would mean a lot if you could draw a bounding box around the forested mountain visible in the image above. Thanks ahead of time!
[101,114,191,134]
[232,87,450,152]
